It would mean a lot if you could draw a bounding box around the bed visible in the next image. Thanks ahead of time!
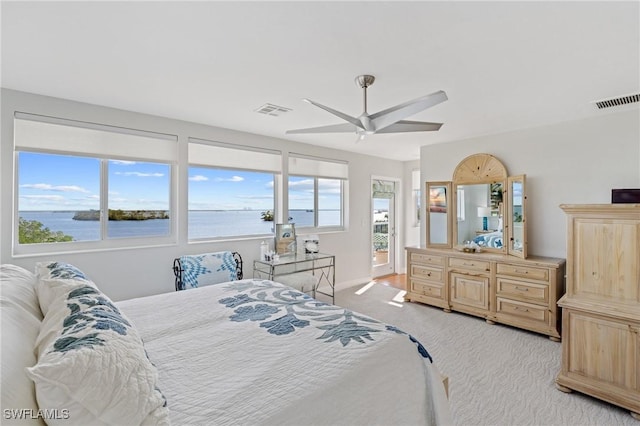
[1,262,451,426]
[473,230,503,248]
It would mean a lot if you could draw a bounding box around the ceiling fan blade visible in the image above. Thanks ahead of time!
[374,120,443,133]
[286,123,359,134]
[302,99,365,130]
[369,90,448,132]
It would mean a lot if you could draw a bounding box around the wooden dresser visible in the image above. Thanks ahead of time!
[406,246,566,340]
[555,204,640,419]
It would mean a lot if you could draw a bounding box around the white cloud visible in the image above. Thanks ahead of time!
[214,176,244,182]
[21,195,66,201]
[110,160,136,165]
[20,183,91,193]
[236,195,273,200]
[114,172,164,177]
[189,175,209,182]
[288,178,314,192]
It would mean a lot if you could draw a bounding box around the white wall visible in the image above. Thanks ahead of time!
[420,109,640,258]
[1,89,406,301]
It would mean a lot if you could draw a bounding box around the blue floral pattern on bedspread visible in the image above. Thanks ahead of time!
[218,280,432,362]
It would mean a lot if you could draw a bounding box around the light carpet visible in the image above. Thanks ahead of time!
[331,282,636,426]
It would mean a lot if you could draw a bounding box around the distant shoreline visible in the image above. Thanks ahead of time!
[73,210,169,221]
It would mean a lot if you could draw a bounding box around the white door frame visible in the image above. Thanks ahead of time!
[371,175,401,278]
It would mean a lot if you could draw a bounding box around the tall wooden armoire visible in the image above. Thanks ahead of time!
[556,204,640,419]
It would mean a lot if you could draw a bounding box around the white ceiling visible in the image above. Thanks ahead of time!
[2,1,639,161]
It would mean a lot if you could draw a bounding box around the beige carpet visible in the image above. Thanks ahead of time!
[331,282,636,426]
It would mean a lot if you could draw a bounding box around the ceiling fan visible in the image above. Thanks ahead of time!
[286,75,447,140]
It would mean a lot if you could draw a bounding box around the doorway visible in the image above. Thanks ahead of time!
[372,178,397,278]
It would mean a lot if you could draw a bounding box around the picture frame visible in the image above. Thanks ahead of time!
[429,186,448,213]
[275,223,296,254]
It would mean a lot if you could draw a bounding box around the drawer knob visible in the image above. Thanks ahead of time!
[514,286,529,292]
[514,306,529,312]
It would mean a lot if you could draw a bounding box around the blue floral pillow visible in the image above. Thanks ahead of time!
[35,261,96,317]
[36,261,90,281]
[29,265,170,425]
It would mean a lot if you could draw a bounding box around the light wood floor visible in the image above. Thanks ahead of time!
[374,273,406,290]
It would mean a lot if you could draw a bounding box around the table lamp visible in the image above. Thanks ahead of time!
[477,206,492,231]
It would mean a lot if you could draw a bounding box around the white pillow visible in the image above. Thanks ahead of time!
[34,261,93,317]
[0,264,45,426]
[28,275,170,425]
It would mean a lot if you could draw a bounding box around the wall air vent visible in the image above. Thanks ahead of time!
[592,93,640,109]
[255,103,292,116]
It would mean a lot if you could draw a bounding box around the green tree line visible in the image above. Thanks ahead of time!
[18,218,73,244]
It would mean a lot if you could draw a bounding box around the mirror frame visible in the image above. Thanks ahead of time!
[425,181,452,248]
[507,175,527,258]
[452,154,508,254]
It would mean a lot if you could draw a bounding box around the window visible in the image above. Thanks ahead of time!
[188,139,281,239]
[457,188,466,221]
[107,160,170,238]
[288,154,347,229]
[288,176,314,227]
[14,113,176,253]
[412,169,421,227]
[18,152,101,242]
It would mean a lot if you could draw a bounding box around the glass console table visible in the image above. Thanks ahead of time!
[253,252,335,303]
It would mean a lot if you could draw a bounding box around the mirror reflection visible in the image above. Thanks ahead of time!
[508,175,526,257]
[455,183,504,250]
[427,183,449,245]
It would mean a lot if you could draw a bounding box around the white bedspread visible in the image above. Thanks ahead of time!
[117,279,451,426]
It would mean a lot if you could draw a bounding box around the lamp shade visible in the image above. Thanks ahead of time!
[477,206,492,218]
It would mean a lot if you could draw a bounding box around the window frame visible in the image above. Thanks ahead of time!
[187,138,283,241]
[14,150,176,255]
[287,174,345,231]
[13,114,178,256]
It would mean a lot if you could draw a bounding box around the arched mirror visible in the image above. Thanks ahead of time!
[424,153,527,257]
[425,181,452,248]
[452,154,508,254]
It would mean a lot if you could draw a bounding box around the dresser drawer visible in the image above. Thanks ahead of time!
[497,263,549,282]
[410,278,445,299]
[449,257,491,272]
[496,297,548,323]
[410,252,445,266]
[497,278,548,304]
[410,264,444,283]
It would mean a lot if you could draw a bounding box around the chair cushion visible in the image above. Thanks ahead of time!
[178,251,238,289]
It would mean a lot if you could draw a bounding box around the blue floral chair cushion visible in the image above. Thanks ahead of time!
[174,251,242,290]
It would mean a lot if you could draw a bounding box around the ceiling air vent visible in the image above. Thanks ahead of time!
[255,103,292,116]
[592,93,640,109]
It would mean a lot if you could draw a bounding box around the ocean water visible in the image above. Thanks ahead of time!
[18,210,340,241]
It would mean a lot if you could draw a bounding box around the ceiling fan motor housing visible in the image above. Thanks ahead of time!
[355,75,375,88]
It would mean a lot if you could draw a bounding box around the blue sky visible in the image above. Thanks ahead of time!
[18,152,341,211]
[18,153,170,211]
